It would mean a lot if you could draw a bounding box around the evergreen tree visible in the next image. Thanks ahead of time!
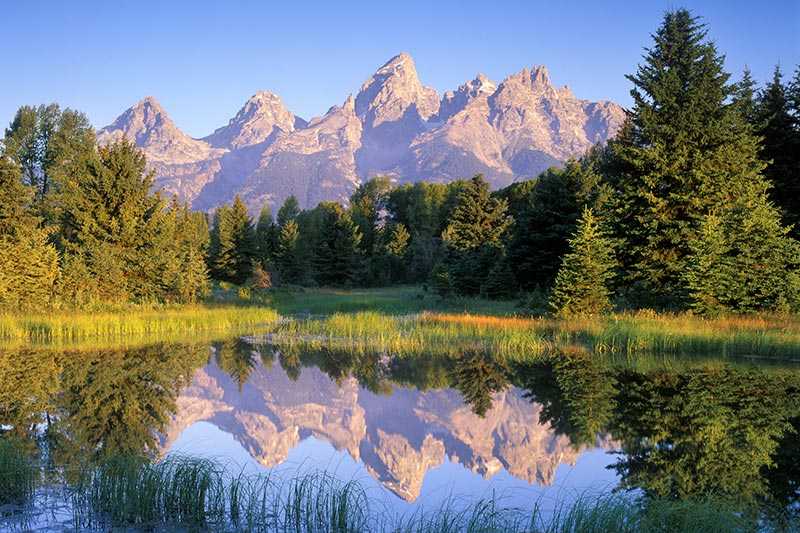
[732,67,758,124]
[686,198,800,314]
[754,66,800,234]
[605,9,767,307]
[481,255,517,299]
[381,222,410,284]
[549,208,616,317]
[350,176,392,257]
[437,175,512,296]
[275,220,302,283]
[255,203,279,269]
[277,195,301,227]
[166,205,210,303]
[0,157,59,309]
[312,202,362,287]
[208,204,237,282]
[507,154,608,291]
[208,196,256,284]
[56,140,175,304]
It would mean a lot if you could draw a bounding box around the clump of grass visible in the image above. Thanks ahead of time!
[0,437,37,508]
[71,455,227,530]
[0,306,280,348]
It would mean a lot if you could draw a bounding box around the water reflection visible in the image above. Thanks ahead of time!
[1,340,798,512]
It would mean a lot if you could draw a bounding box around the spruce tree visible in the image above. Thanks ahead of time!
[209,204,237,282]
[277,195,300,227]
[481,255,517,300]
[275,219,302,283]
[439,175,512,296]
[686,198,800,314]
[605,9,767,307]
[549,208,616,317]
[208,197,255,285]
[0,157,59,309]
[255,203,278,269]
[507,153,608,291]
[754,66,800,234]
[383,222,410,284]
[312,202,362,287]
[56,139,172,304]
[732,67,758,125]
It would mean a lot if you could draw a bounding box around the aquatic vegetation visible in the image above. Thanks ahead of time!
[0,306,280,348]
[0,437,37,508]
[0,451,788,531]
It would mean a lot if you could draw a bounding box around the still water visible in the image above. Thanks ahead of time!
[1,338,799,525]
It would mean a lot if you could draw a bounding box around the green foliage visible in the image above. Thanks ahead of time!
[2,103,94,208]
[549,208,616,317]
[275,219,302,283]
[686,198,800,315]
[311,202,363,287]
[753,65,800,236]
[277,195,300,227]
[605,9,768,307]
[208,196,256,285]
[55,140,206,305]
[0,158,59,310]
[508,153,608,290]
[437,175,513,296]
[254,203,279,270]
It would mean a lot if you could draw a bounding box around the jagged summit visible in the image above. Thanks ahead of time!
[98,54,624,213]
[438,73,498,122]
[356,52,439,126]
[203,91,301,149]
[97,96,221,164]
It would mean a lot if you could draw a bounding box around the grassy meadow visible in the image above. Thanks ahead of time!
[2,286,800,362]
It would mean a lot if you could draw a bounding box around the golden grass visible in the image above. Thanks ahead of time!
[0,306,280,349]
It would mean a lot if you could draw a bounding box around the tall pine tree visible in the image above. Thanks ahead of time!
[208,196,256,285]
[754,66,800,235]
[437,175,512,296]
[606,9,769,307]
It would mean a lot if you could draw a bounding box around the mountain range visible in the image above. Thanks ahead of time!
[98,53,625,212]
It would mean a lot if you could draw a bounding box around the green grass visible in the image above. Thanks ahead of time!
[0,437,37,508]
[0,305,280,349]
[2,452,788,532]
[264,304,800,361]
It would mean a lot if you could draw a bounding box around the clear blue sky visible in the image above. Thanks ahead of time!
[2,0,798,138]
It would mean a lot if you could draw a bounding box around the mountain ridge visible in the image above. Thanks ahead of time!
[99,54,625,212]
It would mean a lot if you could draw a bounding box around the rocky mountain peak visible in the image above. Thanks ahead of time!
[203,91,300,149]
[355,52,439,127]
[438,73,498,122]
[97,96,221,164]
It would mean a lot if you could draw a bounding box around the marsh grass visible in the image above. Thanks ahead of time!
[0,306,280,348]
[0,451,790,532]
[266,306,800,361]
[0,438,37,508]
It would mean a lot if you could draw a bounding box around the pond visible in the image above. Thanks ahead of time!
[1,337,799,530]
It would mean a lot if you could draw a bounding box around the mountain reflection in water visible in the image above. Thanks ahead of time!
[0,339,798,514]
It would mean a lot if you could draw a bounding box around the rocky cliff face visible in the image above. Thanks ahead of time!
[160,356,614,502]
[99,54,624,212]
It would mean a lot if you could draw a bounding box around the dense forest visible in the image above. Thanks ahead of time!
[1,10,799,316]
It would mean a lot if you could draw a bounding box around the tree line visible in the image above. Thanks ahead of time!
[1,9,798,316]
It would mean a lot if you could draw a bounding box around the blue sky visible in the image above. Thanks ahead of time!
[1,0,798,137]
